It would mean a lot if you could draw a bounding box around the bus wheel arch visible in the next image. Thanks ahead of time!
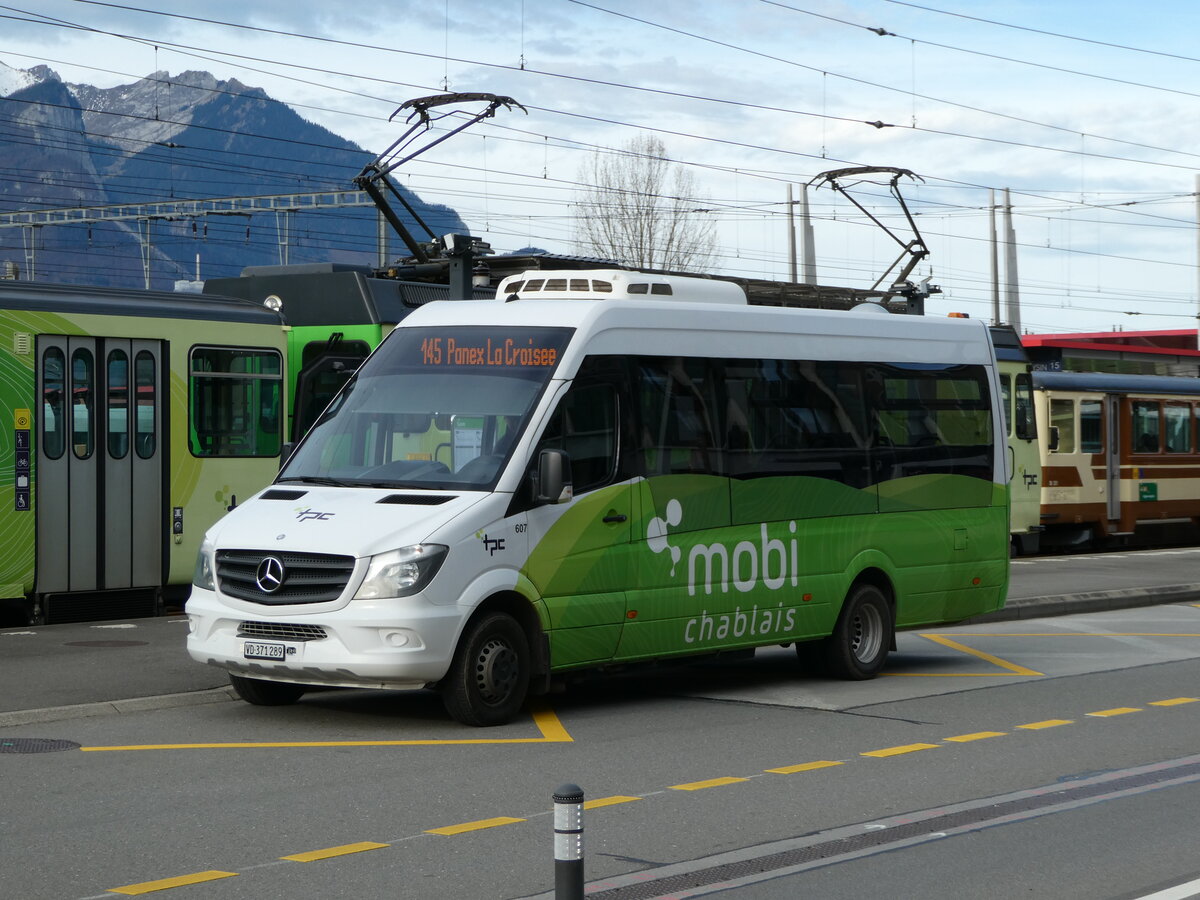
[440,593,541,726]
[798,570,895,679]
[828,573,895,679]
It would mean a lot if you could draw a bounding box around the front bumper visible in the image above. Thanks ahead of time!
[185,587,464,690]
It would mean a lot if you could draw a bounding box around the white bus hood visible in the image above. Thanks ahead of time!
[207,487,493,558]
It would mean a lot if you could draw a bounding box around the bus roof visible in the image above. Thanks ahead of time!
[402,290,995,369]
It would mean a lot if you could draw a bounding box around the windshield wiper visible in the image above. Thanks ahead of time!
[276,476,355,487]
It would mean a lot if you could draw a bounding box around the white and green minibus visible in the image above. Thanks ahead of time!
[186,269,1010,725]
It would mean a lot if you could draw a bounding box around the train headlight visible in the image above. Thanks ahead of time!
[354,544,448,600]
[192,539,216,591]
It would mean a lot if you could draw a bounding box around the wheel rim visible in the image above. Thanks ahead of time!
[849,603,885,664]
[473,636,518,705]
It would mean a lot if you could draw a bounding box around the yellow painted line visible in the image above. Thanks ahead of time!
[946,632,1200,638]
[426,817,525,836]
[669,776,749,791]
[81,704,572,751]
[919,634,1044,676]
[765,760,843,774]
[1088,707,1141,718]
[531,704,574,742]
[944,731,1006,743]
[861,743,940,758]
[1016,719,1073,730]
[886,673,1027,678]
[1150,697,1200,706]
[584,795,641,810]
[281,842,388,862]
[108,871,236,894]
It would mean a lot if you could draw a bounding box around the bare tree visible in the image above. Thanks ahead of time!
[574,135,717,272]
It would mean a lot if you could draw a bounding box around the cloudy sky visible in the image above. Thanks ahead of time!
[4,0,1200,334]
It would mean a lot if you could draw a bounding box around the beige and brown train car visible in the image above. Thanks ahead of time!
[1034,370,1200,546]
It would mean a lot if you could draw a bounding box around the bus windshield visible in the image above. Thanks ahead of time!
[279,325,574,490]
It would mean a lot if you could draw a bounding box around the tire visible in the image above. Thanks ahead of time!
[441,612,530,727]
[822,583,893,680]
[229,673,306,706]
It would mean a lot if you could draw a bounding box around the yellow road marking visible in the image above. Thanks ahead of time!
[861,743,940,758]
[765,760,844,774]
[1017,719,1073,730]
[1088,707,1141,717]
[426,817,525,836]
[80,704,572,751]
[669,776,748,791]
[108,871,236,894]
[584,795,640,809]
[1150,697,1200,706]
[281,842,388,862]
[947,632,1200,638]
[944,731,1006,743]
[918,634,1044,676]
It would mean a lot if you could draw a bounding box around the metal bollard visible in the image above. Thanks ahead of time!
[553,783,584,900]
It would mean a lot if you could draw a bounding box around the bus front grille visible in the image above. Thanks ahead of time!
[237,621,329,642]
[217,550,355,605]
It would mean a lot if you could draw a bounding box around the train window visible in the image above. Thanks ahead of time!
[999,375,1012,436]
[1080,400,1103,454]
[1014,373,1036,440]
[71,347,94,460]
[189,347,283,457]
[1165,404,1191,454]
[42,347,66,460]
[1049,399,1075,454]
[135,351,156,459]
[106,350,129,459]
[1132,401,1160,454]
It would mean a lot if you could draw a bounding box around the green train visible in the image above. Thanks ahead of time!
[0,267,484,624]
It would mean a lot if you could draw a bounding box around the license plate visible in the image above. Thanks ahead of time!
[243,641,286,661]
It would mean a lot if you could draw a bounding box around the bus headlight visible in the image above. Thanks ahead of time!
[354,544,448,600]
[193,539,216,591]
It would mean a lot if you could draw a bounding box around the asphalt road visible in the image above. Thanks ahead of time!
[3,599,1200,900]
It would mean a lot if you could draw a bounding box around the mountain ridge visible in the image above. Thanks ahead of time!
[0,59,466,289]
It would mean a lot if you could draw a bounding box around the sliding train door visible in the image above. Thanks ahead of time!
[36,336,165,594]
[1106,393,1121,526]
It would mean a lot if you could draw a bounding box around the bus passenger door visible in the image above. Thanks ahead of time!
[522,373,633,668]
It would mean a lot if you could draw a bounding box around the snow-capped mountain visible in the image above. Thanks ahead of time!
[0,60,466,289]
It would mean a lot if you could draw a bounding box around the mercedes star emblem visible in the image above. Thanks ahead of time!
[255,556,286,593]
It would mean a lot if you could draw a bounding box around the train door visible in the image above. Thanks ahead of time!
[36,337,165,593]
[1106,393,1121,525]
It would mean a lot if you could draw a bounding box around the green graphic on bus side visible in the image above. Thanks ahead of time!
[521,473,1009,670]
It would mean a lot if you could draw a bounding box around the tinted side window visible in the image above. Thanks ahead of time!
[538,383,617,493]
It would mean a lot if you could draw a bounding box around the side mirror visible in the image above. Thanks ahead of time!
[280,441,295,471]
[534,449,573,505]
[1047,426,1060,453]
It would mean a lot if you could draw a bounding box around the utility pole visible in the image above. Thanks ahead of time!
[787,185,797,283]
[799,183,817,285]
[1002,188,1022,333]
[989,189,1001,325]
[1195,173,1200,327]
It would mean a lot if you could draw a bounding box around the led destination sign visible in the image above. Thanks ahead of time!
[418,331,568,369]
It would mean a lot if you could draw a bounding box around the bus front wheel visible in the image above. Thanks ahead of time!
[441,612,530,727]
[822,583,893,680]
[229,674,306,706]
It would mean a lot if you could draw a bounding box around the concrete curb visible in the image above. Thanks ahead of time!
[0,686,237,728]
[969,584,1200,624]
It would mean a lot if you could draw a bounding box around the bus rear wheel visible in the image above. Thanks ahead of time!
[229,674,306,706]
[821,583,893,680]
[441,612,530,727]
